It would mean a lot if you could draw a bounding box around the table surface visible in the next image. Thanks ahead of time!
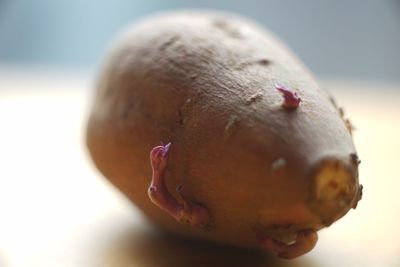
[0,72,399,267]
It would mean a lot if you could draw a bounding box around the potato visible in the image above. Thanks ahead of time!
[86,10,362,259]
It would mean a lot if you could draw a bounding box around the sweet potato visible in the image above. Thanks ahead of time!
[86,10,362,259]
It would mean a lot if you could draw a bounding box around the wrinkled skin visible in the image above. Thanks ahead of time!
[86,11,362,259]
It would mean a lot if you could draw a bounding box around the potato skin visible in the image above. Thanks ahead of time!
[87,11,360,248]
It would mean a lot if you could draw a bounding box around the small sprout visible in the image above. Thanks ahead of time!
[149,142,210,228]
[259,229,318,259]
[161,142,171,157]
[275,84,301,109]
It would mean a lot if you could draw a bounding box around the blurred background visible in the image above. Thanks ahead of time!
[0,0,399,82]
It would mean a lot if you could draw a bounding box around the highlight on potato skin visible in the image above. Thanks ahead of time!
[86,10,362,260]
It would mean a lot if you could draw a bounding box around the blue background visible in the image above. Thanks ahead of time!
[0,0,399,81]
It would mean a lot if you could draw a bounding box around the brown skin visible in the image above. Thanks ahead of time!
[86,11,362,258]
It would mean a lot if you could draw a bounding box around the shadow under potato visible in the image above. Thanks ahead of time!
[101,220,317,267]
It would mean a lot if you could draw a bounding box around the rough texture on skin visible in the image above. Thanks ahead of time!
[86,10,361,258]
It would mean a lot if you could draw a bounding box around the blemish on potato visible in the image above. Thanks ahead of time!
[182,98,192,110]
[338,107,345,118]
[329,96,338,109]
[350,153,361,166]
[236,59,270,70]
[190,73,198,80]
[352,184,363,209]
[270,222,293,230]
[335,106,355,135]
[178,98,193,126]
[271,158,286,171]
[212,19,242,38]
[245,93,263,105]
[122,102,135,119]
[257,59,270,65]
[358,184,363,200]
[159,35,180,51]
[178,110,184,126]
[224,115,239,139]
[344,118,355,135]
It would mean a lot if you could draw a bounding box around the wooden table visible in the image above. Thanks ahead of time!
[0,72,399,267]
